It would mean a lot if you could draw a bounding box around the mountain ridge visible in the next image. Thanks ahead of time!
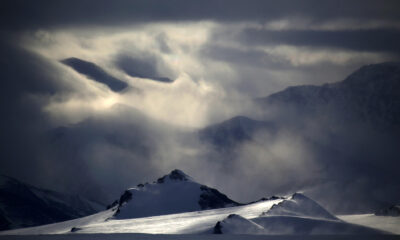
[0,175,105,231]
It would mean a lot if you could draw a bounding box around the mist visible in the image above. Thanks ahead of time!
[1,0,400,215]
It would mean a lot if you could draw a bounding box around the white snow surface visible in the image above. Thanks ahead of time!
[339,214,400,234]
[0,208,117,235]
[1,195,389,236]
[1,198,282,235]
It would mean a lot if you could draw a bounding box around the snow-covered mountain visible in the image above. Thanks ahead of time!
[0,175,105,231]
[200,62,400,149]
[257,62,400,131]
[0,171,391,236]
[112,169,239,219]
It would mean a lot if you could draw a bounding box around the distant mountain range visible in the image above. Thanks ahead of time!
[258,62,400,130]
[202,62,400,148]
[0,175,105,231]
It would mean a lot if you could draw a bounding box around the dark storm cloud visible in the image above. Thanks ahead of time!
[238,28,400,56]
[1,0,400,30]
[61,57,128,92]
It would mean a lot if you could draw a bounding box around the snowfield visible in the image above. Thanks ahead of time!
[0,198,282,235]
[1,194,393,237]
[1,170,399,239]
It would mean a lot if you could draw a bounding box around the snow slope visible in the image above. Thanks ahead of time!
[1,192,387,236]
[252,216,384,235]
[213,214,266,234]
[339,214,400,234]
[214,214,384,235]
[0,197,282,235]
[212,193,385,235]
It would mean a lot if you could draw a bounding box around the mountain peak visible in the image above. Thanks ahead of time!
[156,169,192,183]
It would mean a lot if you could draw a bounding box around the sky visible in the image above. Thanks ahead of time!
[1,0,400,213]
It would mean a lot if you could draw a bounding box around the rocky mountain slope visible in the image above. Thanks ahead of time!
[0,175,105,230]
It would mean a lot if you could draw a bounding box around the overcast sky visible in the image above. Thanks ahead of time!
[1,0,400,212]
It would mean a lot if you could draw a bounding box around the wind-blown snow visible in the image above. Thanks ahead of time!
[263,193,338,220]
[1,197,388,235]
[339,214,400,234]
[1,198,282,235]
[252,216,384,235]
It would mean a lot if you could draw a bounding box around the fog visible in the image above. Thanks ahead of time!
[1,1,400,214]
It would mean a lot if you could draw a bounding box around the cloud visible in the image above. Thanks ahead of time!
[1,0,400,31]
[115,55,174,83]
[62,57,129,91]
[238,28,400,56]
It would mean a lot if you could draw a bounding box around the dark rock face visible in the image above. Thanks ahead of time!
[169,169,190,181]
[375,205,400,217]
[246,196,285,204]
[0,211,10,231]
[61,57,128,92]
[213,221,222,234]
[118,190,133,206]
[106,200,118,210]
[198,185,240,210]
[157,169,190,183]
[70,227,82,232]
